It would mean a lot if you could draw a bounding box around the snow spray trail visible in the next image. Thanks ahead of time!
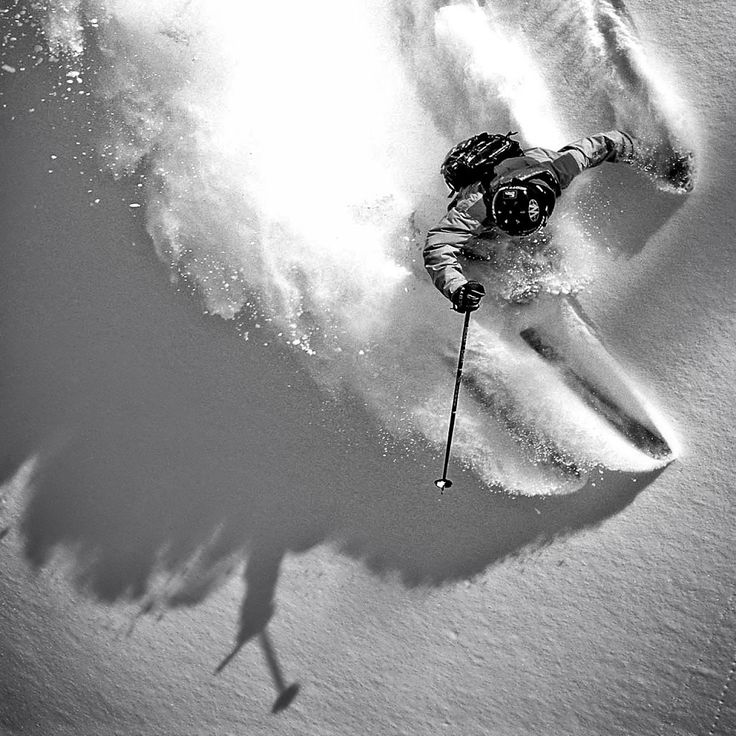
[27,0,694,495]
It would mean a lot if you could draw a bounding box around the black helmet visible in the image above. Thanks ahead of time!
[490,177,556,236]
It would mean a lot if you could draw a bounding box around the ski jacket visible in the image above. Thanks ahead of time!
[423,130,635,301]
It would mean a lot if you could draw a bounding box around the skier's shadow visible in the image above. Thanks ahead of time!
[4,213,657,711]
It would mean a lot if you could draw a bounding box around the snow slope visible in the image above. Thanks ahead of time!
[0,1,734,734]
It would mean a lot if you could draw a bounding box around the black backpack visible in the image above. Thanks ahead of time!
[441,131,524,194]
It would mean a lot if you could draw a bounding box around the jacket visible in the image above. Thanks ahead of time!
[423,130,635,301]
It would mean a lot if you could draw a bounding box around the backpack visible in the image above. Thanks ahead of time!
[440,131,524,194]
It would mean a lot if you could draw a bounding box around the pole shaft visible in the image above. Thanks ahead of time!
[439,309,472,482]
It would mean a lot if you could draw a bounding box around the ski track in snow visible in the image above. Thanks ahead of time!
[7,0,695,497]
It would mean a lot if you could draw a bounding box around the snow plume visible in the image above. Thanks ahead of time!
[31,0,693,494]
[578,0,693,144]
[44,0,434,346]
[432,3,565,147]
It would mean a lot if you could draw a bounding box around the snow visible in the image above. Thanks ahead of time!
[1,1,735,734]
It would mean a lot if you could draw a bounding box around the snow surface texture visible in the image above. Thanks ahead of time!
[0,0,734,735]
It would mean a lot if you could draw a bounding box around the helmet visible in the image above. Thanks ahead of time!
[490,178,556,236]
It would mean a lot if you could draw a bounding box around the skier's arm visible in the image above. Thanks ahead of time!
[548,130,636,189]
[424,189,487,301]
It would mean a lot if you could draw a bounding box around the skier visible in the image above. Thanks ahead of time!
[424,130,693,312]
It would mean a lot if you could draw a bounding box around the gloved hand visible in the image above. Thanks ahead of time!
[620,134,695,193]
[663,150,695,193]
[451,281,485,313]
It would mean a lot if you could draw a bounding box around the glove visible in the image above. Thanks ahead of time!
[451,281,485,313]
[663,150,694,193]
[619,133,695,193]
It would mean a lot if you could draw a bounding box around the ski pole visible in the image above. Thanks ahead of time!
[435,309,472,491]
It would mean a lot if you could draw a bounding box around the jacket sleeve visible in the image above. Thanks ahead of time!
[423,187,487,301]
[551,130,636,188]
